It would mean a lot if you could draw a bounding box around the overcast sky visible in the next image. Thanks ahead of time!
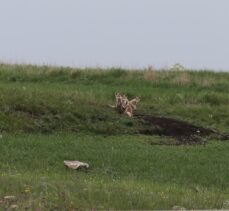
[0,0,229,70]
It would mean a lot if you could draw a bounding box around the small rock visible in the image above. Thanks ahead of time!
[4,195,16,200]
[10,204,18,209]
[64,160,89,170]
[172,205,186,210]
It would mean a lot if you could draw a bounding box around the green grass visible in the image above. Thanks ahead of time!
[1,134,229,209]
[0,63,229,209]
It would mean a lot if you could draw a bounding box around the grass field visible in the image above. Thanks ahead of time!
[0,63,229,210]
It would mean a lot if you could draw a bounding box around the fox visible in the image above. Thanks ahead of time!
[128,96,140,110]
[115,92,129,113]
[124,96,140,117]
[124,104,134,117]
[113,93,140,117]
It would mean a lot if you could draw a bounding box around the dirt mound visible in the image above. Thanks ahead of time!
[135,113,227,145]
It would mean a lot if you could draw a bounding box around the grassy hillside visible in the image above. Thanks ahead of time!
[0,63,229,209]
[0,63,228,134]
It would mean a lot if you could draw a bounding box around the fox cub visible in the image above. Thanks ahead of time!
[115,93,140,117]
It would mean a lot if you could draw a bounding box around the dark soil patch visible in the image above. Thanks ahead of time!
[135,113,228,145]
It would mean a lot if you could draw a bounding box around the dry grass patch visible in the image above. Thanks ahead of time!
[195,78,216,87]
[172,72,191,85]
[143,70,158,81]
[125,71,135,80]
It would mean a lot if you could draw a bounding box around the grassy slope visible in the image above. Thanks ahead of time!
[0,64,229,209]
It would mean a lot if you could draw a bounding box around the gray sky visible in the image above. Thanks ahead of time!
[0,0,229,70]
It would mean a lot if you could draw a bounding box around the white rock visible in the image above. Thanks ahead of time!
[172,205,186,210]
[4,195,16,200]
[10,204,18,209]
[64,160,89,170]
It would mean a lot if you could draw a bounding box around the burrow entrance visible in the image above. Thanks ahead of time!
[135,113,228,145]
